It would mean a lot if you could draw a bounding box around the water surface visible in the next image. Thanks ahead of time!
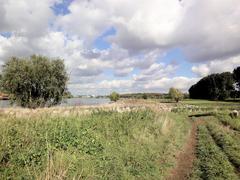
[0,98,110,108]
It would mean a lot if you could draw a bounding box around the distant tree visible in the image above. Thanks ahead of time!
[63,90,74,99]
[233,66,240,90]
[1,55,68,108]
[189,72,234,100]
[109,92,120,102]
[169,88,183,103]
[142,93,148,99]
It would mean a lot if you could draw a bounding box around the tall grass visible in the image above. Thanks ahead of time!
[0,109,190,179]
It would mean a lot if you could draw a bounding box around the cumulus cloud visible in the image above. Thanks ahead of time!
[0,0,57,37]
[143,77,199,92]
[0,0,239,95]
[176,0,240,62]
[133,63,178,82]
[192,56,240,77]
[56,0,240,62]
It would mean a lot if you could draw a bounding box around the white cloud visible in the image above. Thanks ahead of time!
[133,63,178,82]
[176,0,240,61]
[144,77,199,92]
[0,0,57,37]
[56,0,110,43]
[1,0,240,95]
[192,56,240,77]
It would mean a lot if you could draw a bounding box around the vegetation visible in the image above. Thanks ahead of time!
[0,109,190,179]
[191,125,238,180]
[233,66,240,90]
[1,55,68,108]
[142,93,148,99]
[109,91,120,102]
[217,114,240,131]
[120,93,164,99]
[189,72,235,100]
[207,123,240,168]
[63,90,74,99]
[168,87,183,102]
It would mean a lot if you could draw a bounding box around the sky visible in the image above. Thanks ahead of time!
[0,0,240,95]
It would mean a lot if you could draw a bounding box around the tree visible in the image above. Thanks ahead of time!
[189,72,234,100]
[169,88,183,103]
[142,93,148,99]
[109,92,120,102]
[233,66,240,90]
[1,55,68,108]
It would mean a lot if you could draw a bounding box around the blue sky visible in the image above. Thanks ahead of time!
[0,0,239,95]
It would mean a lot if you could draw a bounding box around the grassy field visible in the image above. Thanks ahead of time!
[190,112,240,179]
[1,99,239,179]
[0,107,190,179]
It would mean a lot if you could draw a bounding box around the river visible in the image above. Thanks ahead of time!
[0,97,110,108]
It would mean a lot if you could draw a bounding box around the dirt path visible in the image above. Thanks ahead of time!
[166,119,204,180]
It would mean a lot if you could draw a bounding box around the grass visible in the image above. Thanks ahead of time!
[191,125,238,180]
[216,113,240,132]
[182,99,240,111]
[207,122,240,169]
[0,108,190,179]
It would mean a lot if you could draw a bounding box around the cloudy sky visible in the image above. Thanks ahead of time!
[0,0,240,95]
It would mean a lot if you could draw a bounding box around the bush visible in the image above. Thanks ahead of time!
[1,55,68,108]
[109,92,120,102]
[168,88,183,103]
[142,93,147,99]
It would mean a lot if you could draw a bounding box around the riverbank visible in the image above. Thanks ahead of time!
[0,99,172,118]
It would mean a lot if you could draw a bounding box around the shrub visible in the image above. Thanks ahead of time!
[1,55,68,108]
[168,88,183,103]
[142,93,147,99]
[109,92,120,102]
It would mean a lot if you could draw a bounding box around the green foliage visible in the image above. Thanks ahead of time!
[1,55,68,108]
[207,123,240,168]
[233,66,240,90]
[109,91,120,102]
[63,90,74,99]
[192,125,238,180]
[189,72,235,100]
[168,87,183,102]
[142,93,148,99]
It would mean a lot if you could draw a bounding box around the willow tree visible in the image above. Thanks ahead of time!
[1,55,68,108]
[169,87,183,103]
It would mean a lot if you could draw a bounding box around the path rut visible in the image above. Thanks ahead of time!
[166,119,204,180]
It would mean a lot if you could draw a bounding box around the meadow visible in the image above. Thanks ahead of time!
[0,99,239,179]
[0,103,190,179]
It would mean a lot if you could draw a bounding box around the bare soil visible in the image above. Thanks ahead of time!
[166,119,204,180]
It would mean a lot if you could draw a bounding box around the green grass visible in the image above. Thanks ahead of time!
[216,114,240,132]
[207,122,240,169]
[191,125,238,180]
[182,99,240,111]
[0,109,190,179]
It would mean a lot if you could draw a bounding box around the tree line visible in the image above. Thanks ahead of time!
[189,67,240,100]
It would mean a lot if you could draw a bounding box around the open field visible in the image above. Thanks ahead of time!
[0,100,189,179]
[0,99,239,179]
